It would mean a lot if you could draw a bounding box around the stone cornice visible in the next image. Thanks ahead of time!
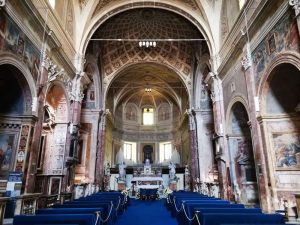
[218,0,268,76]
[7,0,76,78]
[26,0,76,76]
[218,0,287,78]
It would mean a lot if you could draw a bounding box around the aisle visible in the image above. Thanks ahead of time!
[115,199,178,225]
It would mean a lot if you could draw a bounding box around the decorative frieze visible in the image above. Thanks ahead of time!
[289,0,300,16]
[0,123,21,129]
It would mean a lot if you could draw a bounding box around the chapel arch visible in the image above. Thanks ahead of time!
[227,100,259,205]
[0,64,34,179]
[35,83,70,194]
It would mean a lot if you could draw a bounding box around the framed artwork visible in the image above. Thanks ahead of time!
[0,133,17,178]
[49,177,61,195]
[272,132,300,170]
[267,33,277,55]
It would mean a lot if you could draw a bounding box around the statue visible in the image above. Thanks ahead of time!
[118,161,126,181]
[169,162,176,180]
[115,147,124,165]
[104,162,110,176]
[184,165,190,175]
[144,158,152,175]
[171,147,180,165]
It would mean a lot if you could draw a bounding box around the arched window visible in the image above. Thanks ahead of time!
[143,108,154,125]
[123,142,137,163]
[239,0,246,9]
[159,142,172,163]
[48,0,55,9]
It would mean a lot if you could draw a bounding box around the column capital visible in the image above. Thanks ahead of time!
[241,43,252,71]
[74,53,86,75]
[289,0,300,16]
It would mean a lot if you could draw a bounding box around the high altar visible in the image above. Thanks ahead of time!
[131,159,163,190]
[109,159,185,193]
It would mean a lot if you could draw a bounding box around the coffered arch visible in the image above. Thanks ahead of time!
[79,1,216,58]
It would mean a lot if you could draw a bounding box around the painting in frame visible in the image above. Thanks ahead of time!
[272,132,300,170]
[0,133,17,179]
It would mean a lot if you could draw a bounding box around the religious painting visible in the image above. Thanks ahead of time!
[267,33,277,55]
[0,10,7,50]
[23,40,40,81]
[17,33,25,56]
[0,133,17,178]
[5,19,19,52]
[273,132,300,170]
[125,104,137,121]
[49,177,61,195]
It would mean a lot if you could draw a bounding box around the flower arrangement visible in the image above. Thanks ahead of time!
[163,187,173,196]
[121,189,130,196]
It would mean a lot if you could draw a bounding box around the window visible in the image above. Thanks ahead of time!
[48,0,55,8]
[143,108,154,125]
[159,142,172,163]
[239,0,246,9]
[123,142,137,163]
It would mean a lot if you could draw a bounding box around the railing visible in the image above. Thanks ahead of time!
[37,194,59,209]
[59,192,73,204]
[14,193,41,215]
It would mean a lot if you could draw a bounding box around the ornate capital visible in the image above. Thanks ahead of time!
[289,0,300,16]
[69,73,85,103]
[209,54,221,72]
[74,53,86,74]
[241,43,252,70]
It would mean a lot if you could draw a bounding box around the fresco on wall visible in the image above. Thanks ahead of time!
[125,104,137,121]
[0,134,15,172]
[273,133,300,169]
[24,41,40,81]
[5,19,19,52]
[0,10,40,82]
[252,12,300,85]
[158,104,170,121]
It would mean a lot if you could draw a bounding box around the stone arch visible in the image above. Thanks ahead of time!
[103,61,191,109]
[225,95,249,134]
[258,52,300,115]
[193,55,211,109]
[79,2,215,59]
[226,99,259,205]
[41,81,70,180]
[45,81,70,122]
[0,52,37,115]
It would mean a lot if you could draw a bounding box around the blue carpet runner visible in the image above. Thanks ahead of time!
[115,199,178,225]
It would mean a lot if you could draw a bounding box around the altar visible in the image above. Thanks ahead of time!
[131,176,163,189]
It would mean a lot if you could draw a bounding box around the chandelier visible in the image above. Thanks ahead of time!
[139,41,157,48]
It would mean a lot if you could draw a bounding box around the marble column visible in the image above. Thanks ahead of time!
[187,110,199,189]
[206,73,230,200]
[289,0,300,35]
[24,58,49,193]
[241,43,271,211]
[95,111,107,187]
